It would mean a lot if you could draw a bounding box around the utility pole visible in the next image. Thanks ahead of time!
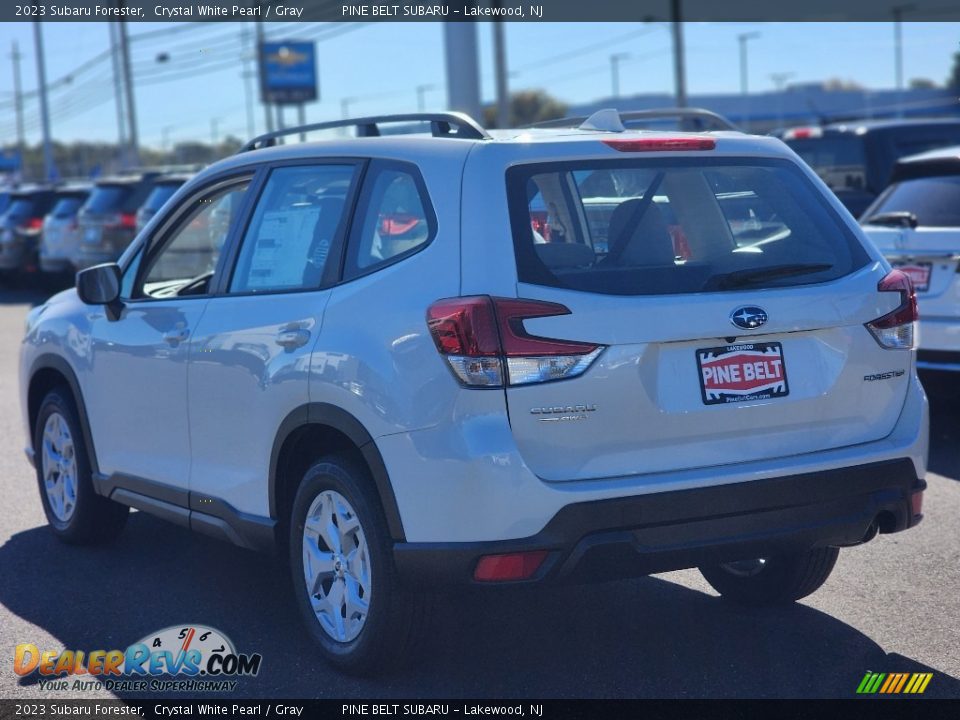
[109,22,128,165]
[669,1,687,108]
[738,32,760,95]
[210,118,220,146]
[892,5,914,118]
[256,19,273,133]
[118,19,140,167]
[443,22,482,120]
[610,52,630,99]
[32,22,54,182]
[492,14,510,128]
[10,42,25,169]
[241,23,256,138]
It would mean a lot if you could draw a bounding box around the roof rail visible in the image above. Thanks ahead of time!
[529,108,739,132]
[239,112,490,152]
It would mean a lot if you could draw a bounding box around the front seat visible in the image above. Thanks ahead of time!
[605,199,675,266]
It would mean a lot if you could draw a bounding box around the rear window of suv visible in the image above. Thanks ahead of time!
[865,174,960,228]
[507,157,869,296]
[141,182,183,214]
[85,182,152,214]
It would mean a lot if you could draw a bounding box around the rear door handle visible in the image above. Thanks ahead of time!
[162,324,189,345]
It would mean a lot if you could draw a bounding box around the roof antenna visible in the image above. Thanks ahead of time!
[579,109,626,133]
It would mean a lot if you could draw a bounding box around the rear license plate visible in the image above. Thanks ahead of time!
[696,342,789,406]
[892,262,931,292]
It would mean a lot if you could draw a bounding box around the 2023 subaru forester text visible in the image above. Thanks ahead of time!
[19,111,929,675]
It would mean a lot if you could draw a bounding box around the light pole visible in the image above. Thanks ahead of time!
[415,83,436,112]
[610,52,630,99]
[644,13,686,108]
[738,32,760,95]
[492,16,510,128]
[770,72,796,128]
[892,4,915,118]
[32,22,54,182]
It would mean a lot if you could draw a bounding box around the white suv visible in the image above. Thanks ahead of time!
[861,145,960,372]
[20,111,929,674]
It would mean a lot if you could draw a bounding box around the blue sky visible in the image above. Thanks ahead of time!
[0,21,957,147]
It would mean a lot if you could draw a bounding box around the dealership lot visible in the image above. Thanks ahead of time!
[0,288,957,699]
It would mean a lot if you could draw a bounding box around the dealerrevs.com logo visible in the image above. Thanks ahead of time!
[14,625,262,693]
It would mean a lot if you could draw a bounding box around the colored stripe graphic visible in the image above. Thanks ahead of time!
[857,672,932,694]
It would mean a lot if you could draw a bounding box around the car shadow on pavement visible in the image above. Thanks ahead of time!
[920,370,959,482]
[1,512,958,699]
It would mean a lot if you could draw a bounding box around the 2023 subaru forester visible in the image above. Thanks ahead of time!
[20,111,928,674]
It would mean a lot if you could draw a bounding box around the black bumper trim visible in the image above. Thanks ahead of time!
[393,458,923,585]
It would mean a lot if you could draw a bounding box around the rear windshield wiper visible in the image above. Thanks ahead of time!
[703,263,834,291]
[863,211,918,229]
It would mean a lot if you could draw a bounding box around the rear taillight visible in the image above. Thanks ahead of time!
[866,269,918,350]
[603,137,715,152]
[426,296,604,387]
[20,217,43,232]
[119,213,137,230]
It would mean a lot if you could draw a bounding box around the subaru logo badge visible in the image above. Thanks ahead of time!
[730,306,768,330]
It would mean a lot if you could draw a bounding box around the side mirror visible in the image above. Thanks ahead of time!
[76,263,121,306]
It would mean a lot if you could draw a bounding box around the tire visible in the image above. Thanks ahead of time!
[699,547,840,606]
[289,455,425,675]
[34,388,129,544]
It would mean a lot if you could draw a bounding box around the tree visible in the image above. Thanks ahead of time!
[948,51,960,90]
[483,90,568,129]
[909,78,937,90]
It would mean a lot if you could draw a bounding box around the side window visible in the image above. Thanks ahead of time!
[137,181,250,299]
[229,165,356,294]
[345,164,434,277]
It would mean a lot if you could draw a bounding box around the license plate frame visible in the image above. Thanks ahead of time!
[696,342,790,406]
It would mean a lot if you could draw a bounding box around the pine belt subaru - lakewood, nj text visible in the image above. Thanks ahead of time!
[20,110,928,675]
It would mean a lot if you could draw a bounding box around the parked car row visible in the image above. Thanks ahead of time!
[0,169,195,285]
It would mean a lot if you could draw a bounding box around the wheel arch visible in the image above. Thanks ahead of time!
[270,403,405,543]
[28,354,100,478]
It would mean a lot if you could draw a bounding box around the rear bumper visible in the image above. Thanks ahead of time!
[393,458,925,585]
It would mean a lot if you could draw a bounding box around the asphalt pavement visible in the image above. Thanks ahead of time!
[0,286,957,700]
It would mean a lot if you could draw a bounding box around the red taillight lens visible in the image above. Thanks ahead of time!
[426,297,500,357]
[603,137,716,152]
[426,297,603,387]
[119,213,137,230]
[866,269,918,349]
[21,217,43,231]
[495,298,598,357]
[474,550,549,582]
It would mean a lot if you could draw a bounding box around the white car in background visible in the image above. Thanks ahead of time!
[861,145,960,372]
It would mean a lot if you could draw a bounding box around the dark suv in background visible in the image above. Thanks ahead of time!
[135,173,193,232]
[0,186,57,281]
[73,173,159,270]
[777,118,960,217]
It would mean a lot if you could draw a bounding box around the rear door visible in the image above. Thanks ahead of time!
[497,154,905,483]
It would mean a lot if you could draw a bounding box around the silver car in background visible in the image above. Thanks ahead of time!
[39,184,91,275]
